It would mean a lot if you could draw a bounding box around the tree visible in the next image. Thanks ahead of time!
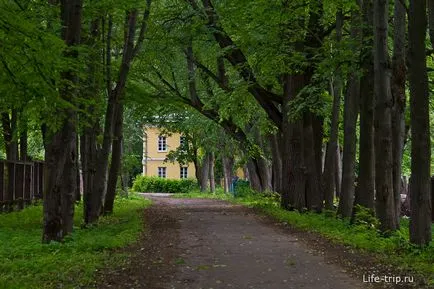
[391,0,407,226]
[323,9,343,210]
[43,0,82,243]
[373,0,397,232]
[356,0,375,211]
[408,0,432,246]
[337,3,361,218]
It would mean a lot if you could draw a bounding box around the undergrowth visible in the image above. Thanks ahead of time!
[0,194,151,289]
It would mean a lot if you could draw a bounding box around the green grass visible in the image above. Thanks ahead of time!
[177,190,434,285]
[0,194,151,289]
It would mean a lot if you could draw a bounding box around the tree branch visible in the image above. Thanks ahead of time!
[132,0,152,58]
[187,0,283,126]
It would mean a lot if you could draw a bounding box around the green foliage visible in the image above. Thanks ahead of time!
[0,195,151,288]
[132,175,198,194]
[232,180,254,197]
[352,204,380,230]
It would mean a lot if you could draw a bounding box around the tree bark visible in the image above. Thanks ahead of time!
[2,110,18,210]
[281,74,306,211]
[335,144,342,198]
[426,0,434,225]
[304,112,322,212]
[323,10,343,210]
[222,155,234,193]
[337,5,361,218]
[209,152,216,193]
[356,0,375,210]
[199,153,210,192]
[408,0,432,245]
[104,102,124,214]
[269,133,282,194]
[88,1,151,222]
[391,0,407,226]
[2,110,18,161]
[43,0,82,243]
[373,0,397,232]
[246,158,263,192]
[19,121,28,162]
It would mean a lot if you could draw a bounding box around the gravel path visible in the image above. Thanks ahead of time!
[96,194,423,289]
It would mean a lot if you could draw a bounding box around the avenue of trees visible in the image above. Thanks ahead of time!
[0,0,432,246]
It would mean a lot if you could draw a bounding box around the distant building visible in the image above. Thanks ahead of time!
[142,126,195,179]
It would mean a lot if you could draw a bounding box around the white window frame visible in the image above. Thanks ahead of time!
[180,136,186,147]
[180,167,188,179]
[158,167,167,178]
[158,135,167,152]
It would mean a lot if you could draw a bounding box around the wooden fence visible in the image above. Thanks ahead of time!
[0,160,44,212]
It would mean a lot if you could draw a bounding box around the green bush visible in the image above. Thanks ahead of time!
[233,180,254,197]
[352,204,380,230]
[132,175,198,194]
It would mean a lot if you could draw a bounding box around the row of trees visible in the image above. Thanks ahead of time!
[129,0,432,245]
[1,0,153,242]
[0,0,432,246]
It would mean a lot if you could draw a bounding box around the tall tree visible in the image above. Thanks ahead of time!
[42,0,82,243]
[338,3,362,218]
[323,9,343,210]
[408,0,432,245]
[426,0,434,224]
[356,0,375,211]
[391,0,407,226]
[373,0,397,232]
[87,0,152,222]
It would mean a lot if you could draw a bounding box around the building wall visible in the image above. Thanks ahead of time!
[143,126,196,179]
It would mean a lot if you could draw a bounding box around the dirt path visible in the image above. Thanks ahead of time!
[96,195,421,289]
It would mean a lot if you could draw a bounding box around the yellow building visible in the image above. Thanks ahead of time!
[142,126,196,179]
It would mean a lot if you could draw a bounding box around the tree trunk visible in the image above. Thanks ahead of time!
[281,74,306,211]
[19,121,28,162]
[391,0,407,227]
[43,0,82,242]
[104,102,124,214]
[337,75,360,217]
[335,144,342,198]
[246,158,263,192]
[337,5,361,218]
[323,10,343,210]
[408,0,432,245]
[269,133,282,194]
[2,110,18,211]
[222,155,234,193]
[426,0,434,224]
[209,152,216,193]
[2,110,18,161]
[432,176,434,222]
[81,123,98,223]
[88,9,141,223]
[253,129,273,191]
[199,153,210,192]
[373,0,397,232]
[304,112,322,212]
[356,0,375,210]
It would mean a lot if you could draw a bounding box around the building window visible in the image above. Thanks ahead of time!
[180,136,186,147]
[158,167,167,178]
[180,167,188,179]
[158,135,167,152]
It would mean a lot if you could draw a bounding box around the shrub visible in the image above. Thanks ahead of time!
[352,204,380,230]
[233,180,254,197]
[132,175,198,194]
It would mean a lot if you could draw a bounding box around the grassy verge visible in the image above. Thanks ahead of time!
[0,194,151,289]
[176,190,434,285]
